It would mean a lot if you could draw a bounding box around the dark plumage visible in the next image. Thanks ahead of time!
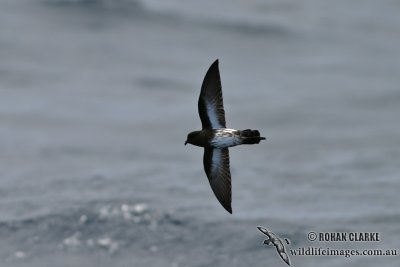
[185,60,266,213]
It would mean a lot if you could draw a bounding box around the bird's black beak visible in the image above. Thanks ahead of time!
[184,141,188,146]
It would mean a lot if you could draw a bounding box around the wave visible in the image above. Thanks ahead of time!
[40,0,293,38]
[0,201,301,259]
[1,202,175,244]
[41,0,142,8]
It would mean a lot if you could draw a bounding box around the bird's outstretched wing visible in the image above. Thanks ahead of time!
[198,60,226,129]
[257,226,291,266]
[203,147,232,213]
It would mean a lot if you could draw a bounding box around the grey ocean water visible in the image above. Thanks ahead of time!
[1,0,399,266]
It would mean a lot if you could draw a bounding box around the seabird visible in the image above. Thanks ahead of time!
[185,59,266,213]
[257,226,291,266]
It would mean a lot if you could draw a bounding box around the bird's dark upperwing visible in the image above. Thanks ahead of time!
[203,148,232,213]
[198,60,226,129]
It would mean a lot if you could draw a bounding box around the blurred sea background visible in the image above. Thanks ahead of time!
[0,0,399,266]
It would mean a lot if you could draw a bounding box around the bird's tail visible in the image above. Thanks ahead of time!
[239,129,266,144]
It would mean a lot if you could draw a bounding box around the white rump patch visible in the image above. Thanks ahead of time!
[210,129,241,148]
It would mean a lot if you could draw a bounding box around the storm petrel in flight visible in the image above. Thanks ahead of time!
[185,60,266,214]
[257,226,291,266]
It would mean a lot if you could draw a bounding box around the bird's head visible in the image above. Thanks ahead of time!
[185,131,201,146]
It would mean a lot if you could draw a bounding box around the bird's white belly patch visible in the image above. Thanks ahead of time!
[210,129,240,148]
